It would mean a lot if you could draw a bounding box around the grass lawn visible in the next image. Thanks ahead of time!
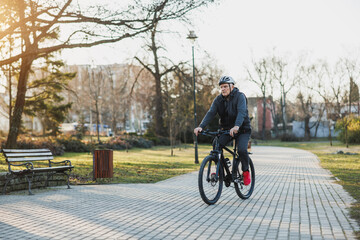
[0,145,212,185]
[256,139,360,238]
[51,145,212,184]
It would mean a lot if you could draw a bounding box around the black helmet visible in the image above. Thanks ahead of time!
[218,76,235,86]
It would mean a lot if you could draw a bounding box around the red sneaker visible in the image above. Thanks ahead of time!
[243,171,251,186]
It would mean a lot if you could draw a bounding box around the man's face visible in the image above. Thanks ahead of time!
[220,84,233,97]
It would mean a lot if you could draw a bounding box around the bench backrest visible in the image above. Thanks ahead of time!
[3,149,54,163]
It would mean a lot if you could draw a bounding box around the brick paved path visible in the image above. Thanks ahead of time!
[0,146,359,240]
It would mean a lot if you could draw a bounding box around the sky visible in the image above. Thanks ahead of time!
[61,0,360,97]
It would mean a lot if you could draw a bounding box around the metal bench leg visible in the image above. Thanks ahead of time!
[64,172,71,189]
[2,174,14,195]
[25,173,34,195]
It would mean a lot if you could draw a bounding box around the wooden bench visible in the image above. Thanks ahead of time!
[2,149,74,195]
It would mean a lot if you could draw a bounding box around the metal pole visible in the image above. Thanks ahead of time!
[192,45,199,164]
[8,37,12,130]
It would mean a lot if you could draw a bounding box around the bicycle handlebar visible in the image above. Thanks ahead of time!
[199,129,230,137]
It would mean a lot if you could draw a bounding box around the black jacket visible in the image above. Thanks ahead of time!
[199,87,251,132]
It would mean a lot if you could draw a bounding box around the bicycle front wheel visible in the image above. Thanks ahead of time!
[234,156,255,199]
[198,155,223,205]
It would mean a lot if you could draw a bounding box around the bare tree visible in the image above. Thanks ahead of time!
[105,65,130,136]
[339,57,360,115]
[88,67,106,143]
[269,55,300,135]
[134,0,213,136]
[311,61,342,145]
[296,64,320,141]
[245,58,271,140]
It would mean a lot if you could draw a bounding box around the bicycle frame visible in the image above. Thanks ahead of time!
[206,130,239,182]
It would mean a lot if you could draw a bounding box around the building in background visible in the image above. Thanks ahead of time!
[0,63,153,136]
[247,97,274,134]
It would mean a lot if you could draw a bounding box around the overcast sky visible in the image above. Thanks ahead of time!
[61,0,360,96]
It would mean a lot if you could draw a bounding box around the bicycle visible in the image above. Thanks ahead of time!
[198,129,255,205]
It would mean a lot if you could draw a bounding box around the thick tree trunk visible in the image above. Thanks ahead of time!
[150,23,165,137]
[42,119,46,137]
[6,57,33,148]
[314,120,320,138]
[304,115,311,141]
[154,74,164,136]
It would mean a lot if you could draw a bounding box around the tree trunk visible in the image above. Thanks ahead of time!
[110,73,117,136]
[314,120,320,138]
[262,96,266,140]
[270,101,279,138]
[150,23,165,137]
[112,116,117,136]
[304,115,311,141]
[42,119,46,137]
[6,57,33,148]
[95,100,100,143]
[184,128,187,149]
[328,121,332,146]
[345,123,349,148]
[170,118,174,156]
[349,77,352,114]
[281,91,287,134]
[154,74,164,136]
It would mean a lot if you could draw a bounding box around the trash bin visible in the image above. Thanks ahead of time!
[93,149,113,179]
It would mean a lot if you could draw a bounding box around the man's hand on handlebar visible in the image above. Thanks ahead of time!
[230,126,239,137]
[194,127,203,136]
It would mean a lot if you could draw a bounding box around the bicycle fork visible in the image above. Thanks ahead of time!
[215,153,222,182]
[206,151,222,183]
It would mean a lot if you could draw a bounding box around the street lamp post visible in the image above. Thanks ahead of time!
[187,30,199,164]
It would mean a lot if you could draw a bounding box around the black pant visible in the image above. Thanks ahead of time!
[215,132,250,174]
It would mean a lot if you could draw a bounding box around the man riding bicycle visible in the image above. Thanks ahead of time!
[194,76,252,185]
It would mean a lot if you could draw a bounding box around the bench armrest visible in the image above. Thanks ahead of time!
[49,160,72,167]
[8,162,34,173]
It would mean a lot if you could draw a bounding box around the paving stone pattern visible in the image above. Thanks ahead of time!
[0,146,359,240]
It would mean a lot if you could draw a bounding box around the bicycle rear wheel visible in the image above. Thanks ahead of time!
[234,157,255,199]
[198,155,223,205]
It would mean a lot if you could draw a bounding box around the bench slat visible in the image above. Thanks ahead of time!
[32,166,74,172]
[3,149,51,153]
[12,166,74,173]
[7,156,54,162]
[5,152,53,157]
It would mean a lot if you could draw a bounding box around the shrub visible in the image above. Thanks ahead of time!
[126,135,153,148]
[56,136,92,152]
[251,130,272,140]
[104,135,153,150]
[143,130,170,146]
[335,115,360,144]
[0,137,65,156]
[104,137,129,150]
[280,133,300,142]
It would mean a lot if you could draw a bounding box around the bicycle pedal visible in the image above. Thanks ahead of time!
[233,178,241,184]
